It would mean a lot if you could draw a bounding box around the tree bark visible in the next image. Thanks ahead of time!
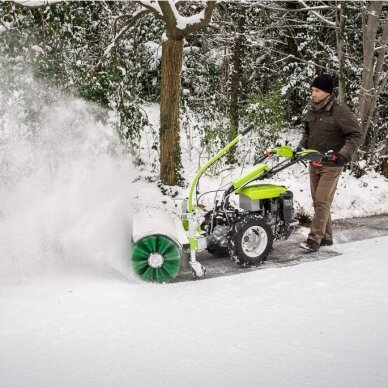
[357,1,384,139]
[156,0,216,185]
[228,8,243,164]
[159,38,183,185]
[139,0,216,185]
[382,136,388,178]
[335,1,346,103]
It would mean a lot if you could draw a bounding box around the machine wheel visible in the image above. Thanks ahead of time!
[191,264,206,279]
[207,245,228,257]
[228,214,273,266]
[131,234,181,283]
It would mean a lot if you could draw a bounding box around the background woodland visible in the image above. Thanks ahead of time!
[0,0,387,185]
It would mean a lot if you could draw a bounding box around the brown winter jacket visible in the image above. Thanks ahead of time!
[298,98,363,165]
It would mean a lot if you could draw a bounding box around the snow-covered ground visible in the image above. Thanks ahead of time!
[1,236,388,388]
[1,73,388,388]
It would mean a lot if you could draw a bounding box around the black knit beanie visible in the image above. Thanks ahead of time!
[311,74,333,94]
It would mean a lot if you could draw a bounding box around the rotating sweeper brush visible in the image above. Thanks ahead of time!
[130,125,324,283]
[131,209,188,283]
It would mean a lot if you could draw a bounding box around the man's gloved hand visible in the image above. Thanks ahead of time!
[326,151,348,166]
[293,146,303,157]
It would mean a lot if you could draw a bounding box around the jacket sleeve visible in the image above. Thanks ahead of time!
[298,120,309,149]
[336,105,363,161]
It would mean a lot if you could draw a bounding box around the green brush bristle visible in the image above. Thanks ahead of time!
[131,235,181,283]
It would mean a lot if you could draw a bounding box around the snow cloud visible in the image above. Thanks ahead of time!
[0,64,137,284]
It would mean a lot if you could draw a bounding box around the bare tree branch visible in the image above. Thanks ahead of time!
[142,1,217,40]
[298,0,336,26]
[93,9,150,72]
[373,19,388,90]
[358,1,384,140]
[179,1,217,36]
[0,20,10,31]
[377,71,388,96]
[139,0,163,17]
[255,3,337,13]
[271,49,333,73]
[9,0,62,8]
[158,0,178,35]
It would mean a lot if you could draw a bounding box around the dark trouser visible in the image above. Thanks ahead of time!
[308,164,343,244]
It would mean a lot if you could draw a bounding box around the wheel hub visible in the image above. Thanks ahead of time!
[147,253,164,269]
[241,226,268,257]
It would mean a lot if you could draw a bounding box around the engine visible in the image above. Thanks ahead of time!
[238,190,296,240]
[201,190,297,256]
[269,191,297,240]
[208,224,229,248]
[200,206,237,255]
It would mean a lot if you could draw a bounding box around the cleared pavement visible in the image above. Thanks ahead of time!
[175,214,388,282]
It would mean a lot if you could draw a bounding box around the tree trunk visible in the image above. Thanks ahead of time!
[159,38,183,185]
[141,0,216,186]
[228,23,242,164]
[382,136,388,178]
[335,1,346,103]
[358,1,383,140]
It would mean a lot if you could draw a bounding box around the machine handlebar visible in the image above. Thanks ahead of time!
[241,124,254,136]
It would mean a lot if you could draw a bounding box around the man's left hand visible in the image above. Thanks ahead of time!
[327,151,348,166]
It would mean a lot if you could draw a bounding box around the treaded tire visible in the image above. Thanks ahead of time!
[207,245,228,257]
[228,214,273,266]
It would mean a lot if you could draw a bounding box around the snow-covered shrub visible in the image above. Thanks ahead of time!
[244,83,286,152]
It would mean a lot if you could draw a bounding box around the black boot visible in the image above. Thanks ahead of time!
[300,239,320,252]
[320,239,333,246]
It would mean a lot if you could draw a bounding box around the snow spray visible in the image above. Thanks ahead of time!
[0,68,136,284]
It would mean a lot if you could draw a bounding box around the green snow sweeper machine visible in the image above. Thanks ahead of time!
[131,124,322,283]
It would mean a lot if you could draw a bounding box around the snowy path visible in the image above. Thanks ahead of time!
[1,235,388,388]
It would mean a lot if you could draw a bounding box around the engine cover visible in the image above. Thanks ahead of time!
[238,184,287,211]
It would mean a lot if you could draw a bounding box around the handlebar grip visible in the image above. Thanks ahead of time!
[241,124,254,136]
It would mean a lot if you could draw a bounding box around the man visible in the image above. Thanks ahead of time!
[297,74,362,252]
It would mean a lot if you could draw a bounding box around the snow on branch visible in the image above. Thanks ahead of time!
[256,3,336,13]
[169,1,206,31]
[93,9,150,72]
[0,20,11,32]
[377,72,388,96]
[172,0,217,36]
[298,0,336,27]
[139,0,163,17]
[271,49,332,73]
[10,0,63,7]
[142,0,216,39]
